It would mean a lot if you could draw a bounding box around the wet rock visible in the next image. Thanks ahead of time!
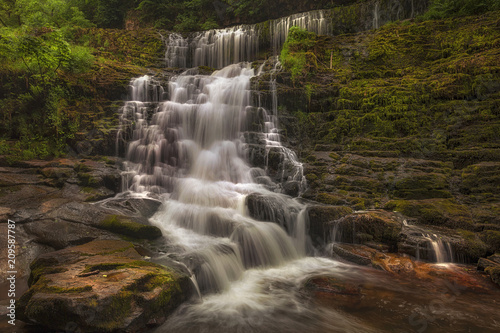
[477,258,498,271]
[326,243,416,274]
[48,202,162,240]
[333,211,402,246]
[307,205,353,245]
[48,201,109,226]
[301,275,363,310]
[98,197,162,218]
[0,223,54,285]
[328,243,372,266]
[245,144,267,169]
[485,266,500,286]
[18,240,192,332]
[23,219,119,250]
[283,180,300,197]
[487,253,500,264]
[246,193,301,231]
[98,215,162,240]
[398,224,461,262]
[83,186,116,202]
[478,253,500,287]
[75,160,121,192]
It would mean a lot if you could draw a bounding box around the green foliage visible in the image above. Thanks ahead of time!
[63,45,95,74]
[422,0,500,19]
[14,0,93,28]
[136,0,221,31]
[15,31,71,88]
[95,0,133,29]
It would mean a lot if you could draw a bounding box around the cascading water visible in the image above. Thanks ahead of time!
[270,10,331,56]
[165,10,331,69]
[112,6,496,332]
[166,26,259,69]
[118,63,312,298]
[401,220,455,263]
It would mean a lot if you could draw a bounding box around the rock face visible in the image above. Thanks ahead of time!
[307,205,354,245]
[0,158,164,288]
[478,253,500,287]
[265,10,500,267]
[19,240,192,332]
[329,210,403,250]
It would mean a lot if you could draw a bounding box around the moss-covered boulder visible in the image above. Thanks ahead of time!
[98,214,162,240]
[478,253,500,287]
[329,210,403,250]
[384,199,473,229]
[454,230,489,262]
[18,240,192,332]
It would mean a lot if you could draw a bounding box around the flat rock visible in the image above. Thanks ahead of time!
[23,219,119,250]
[18,240,192,332]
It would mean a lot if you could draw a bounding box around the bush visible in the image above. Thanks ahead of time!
[63,45,95,74]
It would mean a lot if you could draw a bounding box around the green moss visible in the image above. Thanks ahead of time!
[280,27,319,84]
[480,230,500,253]
[98,215,162,240]
[316,193,346,205]
[82,260,159,273]
[77,172,101,187]
[457,229,489,260]
[384,199,473,229]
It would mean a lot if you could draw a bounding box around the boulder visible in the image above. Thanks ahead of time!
[98,215,162,240]
[478,253,500,287]
[307,205,353,245]
[18,240,192,332]
[329,210,403,250]
[246,193,302,232]
[23,219,119,250]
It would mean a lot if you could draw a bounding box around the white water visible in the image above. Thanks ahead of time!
[422,233,454,263]
[165,10,331,69]
[118,63,313,297]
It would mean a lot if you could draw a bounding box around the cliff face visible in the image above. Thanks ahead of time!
[262,11,500,257]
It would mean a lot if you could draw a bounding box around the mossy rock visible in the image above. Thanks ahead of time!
[393,174,451,200]
[454,230,489,262]
[98,215,162,240]
[330,210,403,250]
[384,199,473,229]
[315,193,347,205]
[307,205,354,245]
[480,230,500,253]
[18,240,192,332]
[484,266,500,287]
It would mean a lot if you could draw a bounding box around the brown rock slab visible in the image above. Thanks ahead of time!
[18,240,192,332]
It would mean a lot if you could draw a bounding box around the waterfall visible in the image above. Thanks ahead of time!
[422,233,454,263]
[118,62,311,298]
[270,10,331,56]
[166,25,259,69]
[165,10,331,69]
[400,221,455,263]
[373,1,380,29]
